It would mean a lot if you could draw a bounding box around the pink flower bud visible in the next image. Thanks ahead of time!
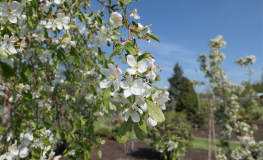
[117,67,122,73]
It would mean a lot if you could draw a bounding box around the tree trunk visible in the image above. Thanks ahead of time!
[208,99,212,160]
[211,100,217,157]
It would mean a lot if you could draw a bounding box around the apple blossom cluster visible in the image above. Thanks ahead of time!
[0,128,62,160]
[0,0,168,158]
[235,55,257,68]
[155,139,186,160]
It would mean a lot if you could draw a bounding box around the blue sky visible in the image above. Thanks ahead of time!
[91,0,263,93]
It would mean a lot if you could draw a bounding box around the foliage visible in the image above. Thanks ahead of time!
[193,106,210,127]
[148,112,194,160]
[95,128,111,137]
[176,78,198,119]
[168,62,185,100]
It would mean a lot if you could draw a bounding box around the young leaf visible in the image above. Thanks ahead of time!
[96,16,103,24]
[124,41,137,55]
[146,99,165,122]
[97,149,102,159]
[117,118,133,143]
[137,52,150,62]
[40,136,51,146]
[145,33,160,42]
[103,88,111,110]
[109,102,116,111]
[134,119,147,140]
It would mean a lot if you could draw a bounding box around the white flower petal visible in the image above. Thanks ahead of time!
[147,117,157,126]
[121,97,130,104]
[125,109,131,121]
[120,81,129,89]
[113,80,119,91]
[127,67,137,75]
[100,69,111,77]
[99,79,112,89]
[131,111,140,122]
[138,59,150,73]
[127,55,136,67]
[10,1,21,11]
[19,147,28,158]
[124,88,132,98]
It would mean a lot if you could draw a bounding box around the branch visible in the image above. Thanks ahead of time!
[97,0,118,12]
[4,96,30,127]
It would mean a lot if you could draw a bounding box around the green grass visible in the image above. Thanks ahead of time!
[0,124,3,136]
[254,107,263,120]
[192,137,240,151]
[239,107,263,120]
[94,118,116,131]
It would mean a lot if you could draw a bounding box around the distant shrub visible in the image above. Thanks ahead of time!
[95,128,111,137]
[193,109,209,127]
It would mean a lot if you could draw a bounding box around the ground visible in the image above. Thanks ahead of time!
[60,137,215,160]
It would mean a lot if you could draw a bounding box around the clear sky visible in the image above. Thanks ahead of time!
[91,0,263,93]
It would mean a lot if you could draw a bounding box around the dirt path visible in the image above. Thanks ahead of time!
[60,137,215,160]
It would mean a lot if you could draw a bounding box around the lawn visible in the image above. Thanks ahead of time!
[254,107,263,120]
[192,137,240,151]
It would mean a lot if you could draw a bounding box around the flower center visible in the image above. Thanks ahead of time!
[8,9,13,14]
[7,39,11,44]
[109,74,116,81]
[114,17,119,22]
[135,62,140,68]
[11,145,17,150]
[129,82,134,87]
[140,96,145,102]
[61,20,64,24]
[153,66,158,73]
[116,95,122,101]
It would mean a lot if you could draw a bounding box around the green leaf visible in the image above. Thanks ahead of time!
[117,117,133,143]
[26,13,38,31]
[61,32,71,45]
[101,140,106,145]
[124,41,137,55]
[65,133,71,143]
[146,99,165,122]
[96,16,102,24]
[109,47,122,62]
[0,61,15,78]
[70,25,77,29]
[134,119,147,140]
[57,49,66,61]
[32,148,40,157]
[126,0,133,5]
[103,88,111,110]
[40,136,51,146]
[118,0,124,7]
[109,102,116,111]
[81,150,88,160]
[137,52,150,62]
[133,21,138,29]
[97,149,102,159]
[63,149,69,157]
[155,75,161,82]
[21,63,32,78]
[0,48,9,58]
[145,33,160,42]
[29,120,37,128]
[139,24,152,32]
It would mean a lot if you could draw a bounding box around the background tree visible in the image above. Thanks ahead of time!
[176,78,198,119]
[168,62,185,100]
